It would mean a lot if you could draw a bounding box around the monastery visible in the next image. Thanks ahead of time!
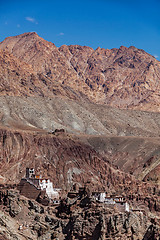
[92,192,130,212]
[18,168,130,212]
[18,168,61,203]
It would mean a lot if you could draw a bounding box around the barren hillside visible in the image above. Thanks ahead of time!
[0,32,160,187]
[1,32,160,111]
[0,32,160,239]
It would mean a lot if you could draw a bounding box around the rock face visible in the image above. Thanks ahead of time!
[0,128,135,192]
[0,32,160,111]
[0,33,89,100]
[60,45,160,111]
[0,188,159,240]
[0,48,84,101]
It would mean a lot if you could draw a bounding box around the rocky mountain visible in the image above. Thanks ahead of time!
[1,32,160,111]
[0,33,89,99]
[0,32,160,239]
[0,32,160,185]
[0,48,85,101]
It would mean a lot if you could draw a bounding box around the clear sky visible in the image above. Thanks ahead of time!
[0,0,160,59]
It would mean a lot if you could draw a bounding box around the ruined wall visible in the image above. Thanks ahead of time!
[18,179,41,200]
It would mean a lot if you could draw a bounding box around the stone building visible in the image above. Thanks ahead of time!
[92,192,130,212]
[92,192,106,202]
[18,168,61,201]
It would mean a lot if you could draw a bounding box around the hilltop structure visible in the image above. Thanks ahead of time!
[18,168,61,201]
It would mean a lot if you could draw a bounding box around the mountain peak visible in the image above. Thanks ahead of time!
[0,32,160,111]
[2,32,39,42]
[20,31,39,37]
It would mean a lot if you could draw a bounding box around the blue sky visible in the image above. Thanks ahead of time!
[0,0,160,59]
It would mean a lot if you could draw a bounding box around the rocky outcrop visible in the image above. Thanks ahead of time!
[86,135,160,184]
[0,189,158,240]
[143,221,160,240]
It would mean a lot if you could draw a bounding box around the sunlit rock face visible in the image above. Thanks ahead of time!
[1,32,160,111]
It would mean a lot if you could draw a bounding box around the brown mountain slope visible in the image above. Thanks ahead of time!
[60,45,160,110]
[0,32,160,186]
[0,48,86,100]
[0,95,160,185]
[0,33,160,238]
[83,135,160,184]
[1,32,160,111]
[0,127,134,192]
[0,96,160,136]
[0,32,89,94]
[0,127,158,200]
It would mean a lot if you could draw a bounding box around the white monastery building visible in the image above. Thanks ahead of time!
[19,168,60,200]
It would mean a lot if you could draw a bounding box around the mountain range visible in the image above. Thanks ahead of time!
[0,32,160,184]
[0,32,160,111]
[0,32,160,239]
